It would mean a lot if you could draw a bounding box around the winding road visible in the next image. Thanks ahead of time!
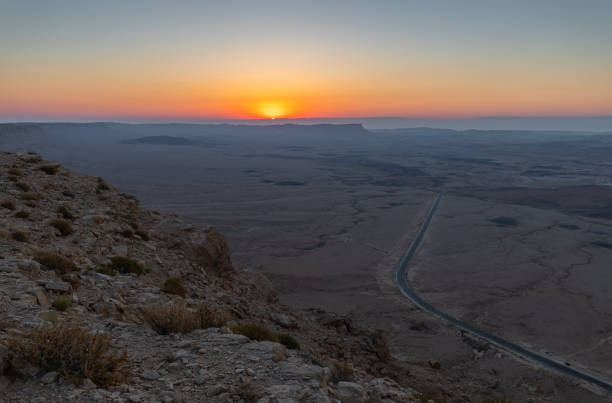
[394,193,612,393]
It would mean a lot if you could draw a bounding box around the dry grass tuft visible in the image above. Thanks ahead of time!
[106,256,144,275]
[161,278,186,297]
[7,168,22,176]
[20,193,40,201]
[49,219,73,236]
[231,323,277,342]
[329,360,354,383]
[11,230,28,242]
[1,200,16,211]
[134,229,149,241]
[57,206,75,220]
[141,301,228,335]
[15,182,30,192]
[38,165,59,175]
[33,250,78,274]
[14,210,30,219]
[52,295,72,311]
[2,322,129,387]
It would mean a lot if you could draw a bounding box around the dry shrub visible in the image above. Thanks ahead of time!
[62,190,75,199]
[106,256,143,275]
[161,278,186,297]
[1,200,16,210]
[96,178,110,191]
[194,229,234,278]
[49,219,73,236]
[11,230,28,242]
[134,229,149,241]
[25,154,42,163]
[7,168,22,176]
[57,206,75,220]
[278,333,300,350]
[8,176,18,182]
[329,360,354,383]
[15,182,30,192]
[38,165,59,175]
[20,193,40,201]
[2,322,129,387]
[33,250,78,274]
[141,301,228,335]
[92,216,105,224]
[15,210,30,219]
[52,295,72,311]
[120,229,133,238]
[231,323,277,342]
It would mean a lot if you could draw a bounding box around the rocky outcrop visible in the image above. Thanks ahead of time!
[0,152,418,402]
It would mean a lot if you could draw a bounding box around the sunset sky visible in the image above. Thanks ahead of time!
[1,0,611,120]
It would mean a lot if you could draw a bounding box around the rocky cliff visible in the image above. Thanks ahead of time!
[0,152,415,402]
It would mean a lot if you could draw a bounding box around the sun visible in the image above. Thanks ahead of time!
[257,102,287,119]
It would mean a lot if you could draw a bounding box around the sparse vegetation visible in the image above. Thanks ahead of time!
[120,229,134,238]
[92,216,105,224]
[231,323,277,342]
[62,190,75,198]
[414,393,446,403]
[329,360,354,383]
[96,178,110,191]
[11,230,28,242]
[33,250,78,274]
[57,206,75,220]
[49,219,73,236]
[161,278,186,297]
[2,322,129,387]
[25,154,42,163]
[15,182,30,192]
[38,164,59,175]
[278,333,300,350]
[52,295,72,311]
[8,168,22,176]
[141,301,227,335]
[20,192,40,201]
[135,229,149,241]
[1,200,16,210]
[14,210,30,219]
[106,256,144,275]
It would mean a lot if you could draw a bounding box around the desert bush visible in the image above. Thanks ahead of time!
[14,210,30,219]
[62,190,75,198]
[97,194,107,201]
[277,333,300,350]
[33,250,78,274]
[57,206,75,220]
[329,360,354,383]
[49,219,73,236]
[8,168,22,176]
[106,256,144,275]
[8,176,18,182]
[141,301,228,335]
[2,322,129,387]
[25,154,42,163]
[92,216,105,224]
[231,323,277,342]
[52,295,72,311]
[20,193,40,201]
[11,230,28,242]
[161,278,186,297]
[120,229,133,238]
[96,178,110,191]
[15,182,30,192]
[1,200,16,210]
[38,165,59,175]
[134,229,149,241]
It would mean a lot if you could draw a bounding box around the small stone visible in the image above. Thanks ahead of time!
[141,369,160,380]
[43,280,72,293]
[82,378,96,390]
[337,381,365,400]
[41,371,59,384]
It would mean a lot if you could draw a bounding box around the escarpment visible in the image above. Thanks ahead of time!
[0,151,416,402]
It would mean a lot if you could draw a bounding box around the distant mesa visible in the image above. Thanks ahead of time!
[121,135,196,145]
[489,216,519,227]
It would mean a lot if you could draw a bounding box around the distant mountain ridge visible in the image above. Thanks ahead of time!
[120,135,196,145]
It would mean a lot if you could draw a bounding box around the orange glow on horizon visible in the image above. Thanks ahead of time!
[256,101,289,119]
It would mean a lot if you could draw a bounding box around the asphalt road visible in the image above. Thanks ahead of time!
[394,193,612,394]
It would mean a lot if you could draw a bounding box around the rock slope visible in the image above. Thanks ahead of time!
[0,152,415,402]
